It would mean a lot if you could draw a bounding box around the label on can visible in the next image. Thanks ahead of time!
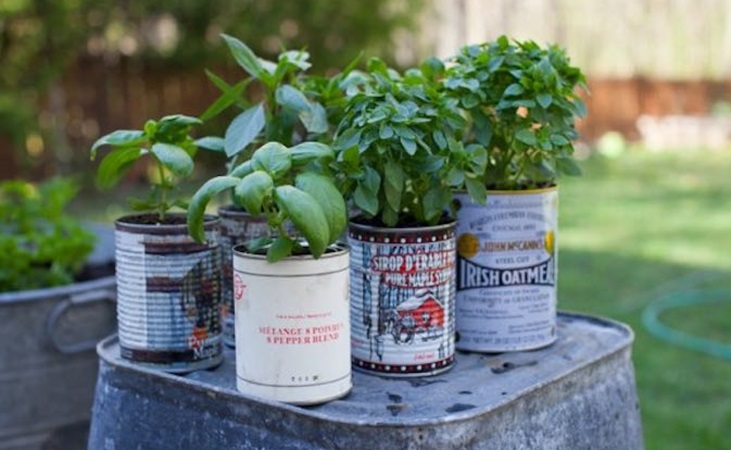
[115,227,222,369]
[455,188,558,352]
[349,224,456,376]
[233,250,351,404]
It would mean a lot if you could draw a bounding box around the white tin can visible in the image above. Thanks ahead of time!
[454,188,558,352]
[233,244,351,405]
[349,221,456,377]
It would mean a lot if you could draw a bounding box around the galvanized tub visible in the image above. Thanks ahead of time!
[0,223,116,450]
[218,206,269,348]
[88,312,644,450]
[115,213,222,373]
[454,188,559,352]
[348,220,457,377]
[232,243,351,405]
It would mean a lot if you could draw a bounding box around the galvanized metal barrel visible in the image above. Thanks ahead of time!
[88,313,644,450]
[348,220,457,377]
[114,214,222,373]
[0,224,116,450]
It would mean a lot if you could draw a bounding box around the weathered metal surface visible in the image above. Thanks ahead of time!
[0,224,116,450]
[88,312,644,450]
[218,206,270,348]
[455,189,558,352]
[349,221,457,377]
[232,244,351,405]
[114,214,222,373]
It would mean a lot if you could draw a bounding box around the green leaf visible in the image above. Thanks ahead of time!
[556,157,582,176]
[401,137,417,155]
[299,101,328,134]
[275,186,330,258]
[465,177,487,205]
[353,184,378,216]
[362,166,381,194]
[432,130,448,150]
[291,142,333,166]
[380,125,394,139]
[267,236,295,262]
[230,160,254,177]
[515,128,537,146]
[333,128,362,151]
[550,134,570,146]
[96,147,146,189]
[195,136,225,152]
[573,98,587,118]
[420,56,445,80]
[200,72,250,122]
[234,171,275,216]
[446,167,465,187]
[221,33,265,79]
[158,114,202,127]
[383,160,405,212]
[537,94,553,109]
[251,142,292,179]
[504,83,525,97]
[90,130,146,158]
[150,143,194,178]
[276,85,310,112]
[279,50,312,71]
[224,103,266,158]
[423,186,451,223]
[187,176,240,242]
[461,94,480,109]
[295,172,347,243]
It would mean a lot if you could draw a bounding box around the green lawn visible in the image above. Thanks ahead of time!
[559,149,731,450]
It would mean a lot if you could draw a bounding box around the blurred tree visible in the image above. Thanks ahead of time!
[0,0,426,179]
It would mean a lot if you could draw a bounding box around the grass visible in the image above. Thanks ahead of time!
[559,148,731,450]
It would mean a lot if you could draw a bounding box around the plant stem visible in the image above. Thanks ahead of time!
[157,162,167,222]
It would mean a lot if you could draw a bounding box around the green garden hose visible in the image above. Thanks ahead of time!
[642,287,731,361]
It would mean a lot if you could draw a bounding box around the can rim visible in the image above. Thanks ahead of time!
[348,218,456,234]
[115,213,218,234]
[232,241,349,261]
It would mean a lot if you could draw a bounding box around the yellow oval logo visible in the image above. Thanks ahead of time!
[457,233,480,259]
[544,230,555,255]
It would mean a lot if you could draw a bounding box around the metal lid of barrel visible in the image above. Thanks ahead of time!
[89,312,643,450]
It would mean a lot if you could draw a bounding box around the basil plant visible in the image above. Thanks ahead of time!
[443,36,588,190]
[187,141,346,262]
[332,57,488,228]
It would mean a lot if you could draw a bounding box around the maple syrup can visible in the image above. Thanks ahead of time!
[232,244,352,405]
[349,221,456,377]
[454,188,558,352]
[115,214,223,373]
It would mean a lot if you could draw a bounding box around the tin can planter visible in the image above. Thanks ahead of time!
[232,244,351,405]
[454,187,558,353]
[218,205,269,348]
[349,220,457,377]
[115,213,222,373]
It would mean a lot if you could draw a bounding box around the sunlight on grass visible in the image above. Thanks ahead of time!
[558,148,731,450]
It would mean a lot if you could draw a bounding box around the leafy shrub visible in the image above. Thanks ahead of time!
[0,178,95,292]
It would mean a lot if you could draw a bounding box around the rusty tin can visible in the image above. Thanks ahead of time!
[454,188,558,352]
[114,213,222,373]
[218,206,269,348]
[349,221,456,377]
